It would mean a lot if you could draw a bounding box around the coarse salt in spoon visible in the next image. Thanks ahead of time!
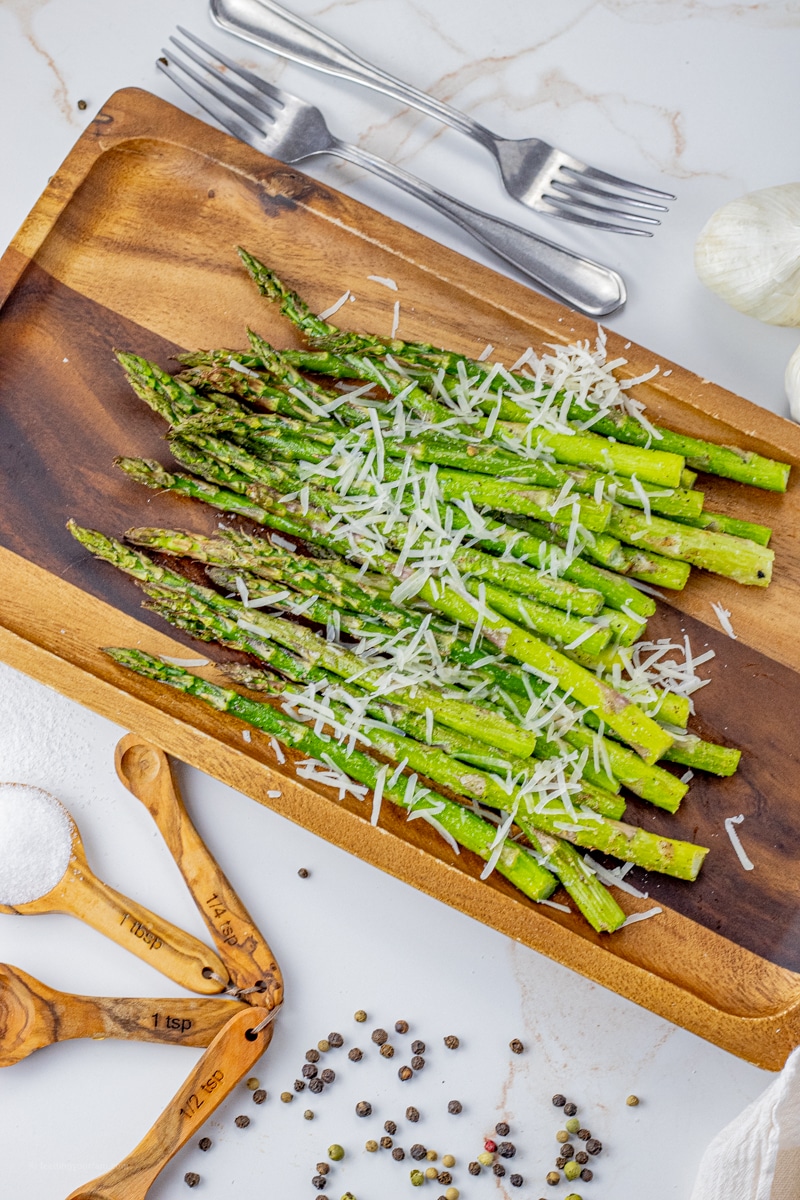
[0,783,229,995]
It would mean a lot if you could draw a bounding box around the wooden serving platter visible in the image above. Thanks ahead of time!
[3,87,800,1069]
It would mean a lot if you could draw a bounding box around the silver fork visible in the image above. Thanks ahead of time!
[210,0,675,236]
[158,29,626,318]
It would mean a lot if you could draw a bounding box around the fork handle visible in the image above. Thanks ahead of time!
[210,0,496,151]
[332,141,625,318]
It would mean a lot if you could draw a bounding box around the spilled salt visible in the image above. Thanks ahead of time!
[0,784,73,904]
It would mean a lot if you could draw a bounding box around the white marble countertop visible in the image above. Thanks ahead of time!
[1,2,798,1197]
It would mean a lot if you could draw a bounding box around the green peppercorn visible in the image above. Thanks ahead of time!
[410,1170,424,1187]
[565,1117,580,1134]
[328,1144,345,1161]
[246,1077,260,1090]
[565,1194,583,1200]
[565,1161,581,1181]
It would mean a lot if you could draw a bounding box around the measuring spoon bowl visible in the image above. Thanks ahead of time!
[0,783,228,995]
[115,736,283,1008]
[65,1006,275,1200]
[0,962,239,1066]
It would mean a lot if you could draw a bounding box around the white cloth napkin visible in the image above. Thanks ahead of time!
[691,1046,800,1200]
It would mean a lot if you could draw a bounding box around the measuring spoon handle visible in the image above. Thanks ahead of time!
[53,993,239,1049]
[57,862,229,996]
[65,1007,274,1200]
[115,736,283,1007]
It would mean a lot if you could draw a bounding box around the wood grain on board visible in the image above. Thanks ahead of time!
[3,87,800,1067]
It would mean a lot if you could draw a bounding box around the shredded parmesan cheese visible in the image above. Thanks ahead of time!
[317,290,352,320]
[711,602,737,639]
[621,907,663,926]
[724,814,754,870]
[367,275,398,290]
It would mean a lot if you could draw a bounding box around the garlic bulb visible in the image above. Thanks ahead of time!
[695,183,800,326]
[785,342,800,422]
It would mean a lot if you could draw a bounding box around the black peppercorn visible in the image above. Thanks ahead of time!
[575,1151,589,1165]
[380,1043,395,1058]
[410,1144,427,1160]
[380,1136,393,1150]
[392,1147,405,1161]
[77,99,88,110]
[384,1120,397,1134]
[447,1100,462,1114]
[234,1115,250,1128]
[252,1089,266,1105]
[348,1048,363,1062]
[398,1066,413,1081]
[411,1055,425,1070]
[586,1138,602,1156]
[321,1069,335,1084]
[298,867,309,878]
[306,1049,321,1063]
[294,1079,305,1092]
[555,1156,567,1169]
[468,1162,481,1175]
[561,1143,574,1159]
[493,1162,506,1177]
[437,1171,452,1185]
[328,1032,343,1047]
[552,1093,567,1107]
[406,1107,420,1123]
[577,1127,591,1140]
[509,1038,524,1054]
[312,1174,327,1190]
[198,1137,212,1151]
[496,1122,510,1136]
[184,1172,200,1187]
[509,1174,523,1187]
[563,1101,577,1117]
[444,1035,460,1049]
[395,1019,409,1034]
[411,1040,426,1055]
[371,1028,388,1045]
[581,1168,594,1182]
[356,1100,372,1117]
[309,1078,324,1094]
[302,1063,318,1078]
[498,1141,516,1158]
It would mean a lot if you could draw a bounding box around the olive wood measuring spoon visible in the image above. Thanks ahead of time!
[0,783,228,995]
[0,962,238,1066]
[65,1006,274,1200]
[115,735,283,1009]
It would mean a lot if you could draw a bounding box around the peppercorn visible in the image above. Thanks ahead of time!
[303,1063,318,1079]
[365,1140,378,1152]
[447,1100,462,1114]
[411,1055,425,1070]
[328,1144,345,1161]
[321,1069,335,1084]
[304,1109,314,1121]
[246,1076,260,1090]
[309,1079,324,1094]
[561,1143,575,1159]
[380,1043,394,1058]
[371,1028,388,1045]
[498,1141,516,1158]
[442,1154,455,1167]
[552,1093,567,1107]
[410,1170,424,1187]
[328,1032,344,1047]
[380,1136,393,1150]
[341,1194,356,1200]
[510,1175,523,1188]
[425,1167,438,1180]
[563,1101,577,1117]
[198,1135,212,1150]
[493,1163,506,1177]
[294,1080,306,1092]
[77,99,88,110]
[546,1171,561,1186]
[438,1171,453,1185]
[566,1194,584,1200]
[411,1040,426,1055]
[398,1066,413,1081]
[348,1048,363,1062]
[316,1163,330,1175]
[280,1091,292,1103]
[495,1122,510,1136]
[306,1049,321,1063]
[580,1168,593,1182]
[354,1010,367,1022]
[298,867,309,878]
[392,1147,405,1161]
[575,1151,589,1165]
[395,1020,409,1034]
[410,1144,427,1160]
[426,1150,437,1162]
[627,1094,640,1106]
[555,1157,567,1169]
[565,1161,581,1182]
[184,1173,200,1187]
[556,1129,569,1143]
[234,1115,250,1128]
[575,1127,589,1141]
[444,1035,460,1049]
[318,1039,331,1053]
[468,1161,481,1175]
[312,1175,327,1190]
[444,1189,459,1200]
[509,1039,524,1054]
[406,1107,420,1123]
[484,1139,497,1153]
[356,1101,372,1117]
[565,1117,580,1134]
[586,1138,602,1156]
[477,1152,494,1167]
[384,1120,397,1134]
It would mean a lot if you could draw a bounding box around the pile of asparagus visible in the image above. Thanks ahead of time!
[69,249,791,934]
